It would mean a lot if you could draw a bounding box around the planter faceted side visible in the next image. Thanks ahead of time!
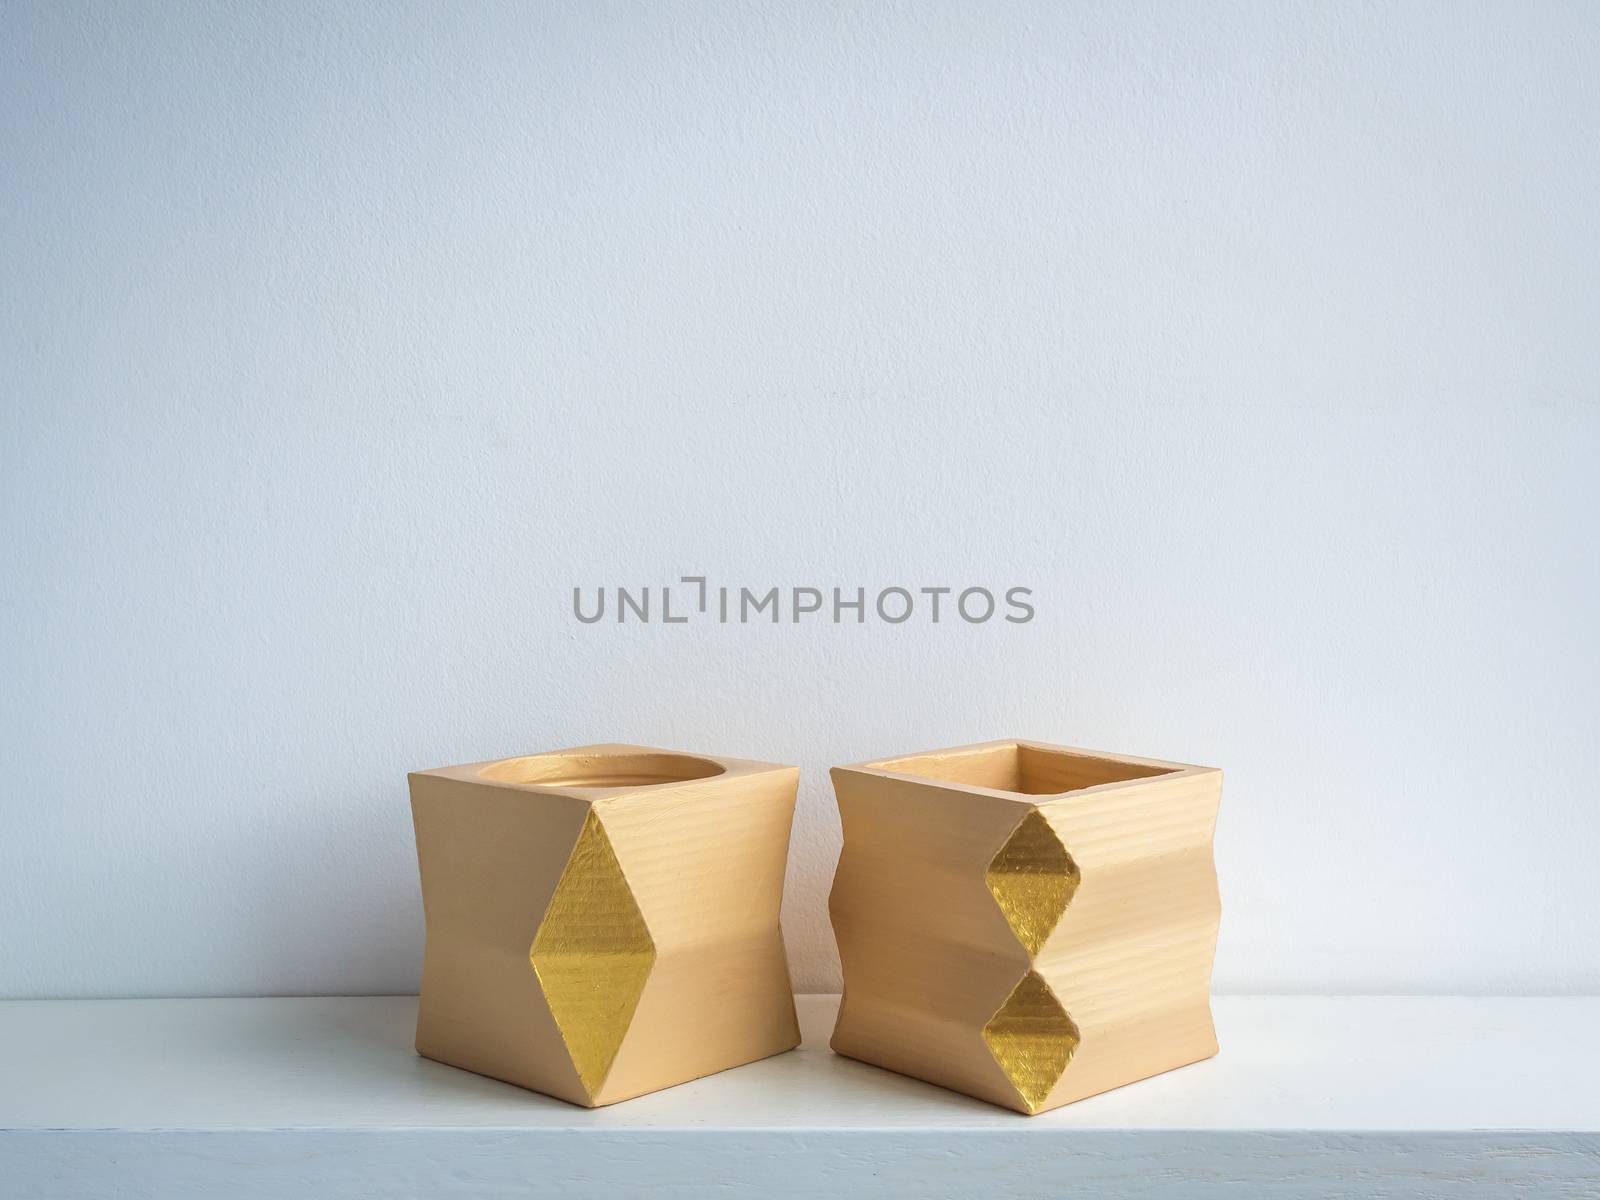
[828,739,1222,1115]
[410,743,801,1107]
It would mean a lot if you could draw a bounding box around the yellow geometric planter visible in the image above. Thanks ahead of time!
[409,743,801,1107]
[828,738,1222,1115]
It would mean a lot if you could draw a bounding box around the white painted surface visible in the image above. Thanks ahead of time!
[4,993,1600,1132]
[3,1,1598,1001]
[1,995,1596,1198]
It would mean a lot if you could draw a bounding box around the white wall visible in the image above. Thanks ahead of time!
[3,1,1596,999]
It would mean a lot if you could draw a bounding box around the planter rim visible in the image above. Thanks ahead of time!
[411,742,797,800]
[833,737,1219,804]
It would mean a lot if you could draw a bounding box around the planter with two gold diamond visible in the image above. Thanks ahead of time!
[828,738,1222,1115]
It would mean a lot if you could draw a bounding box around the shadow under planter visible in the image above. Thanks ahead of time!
[409,744,801,1107]
[828,738,1222,1115]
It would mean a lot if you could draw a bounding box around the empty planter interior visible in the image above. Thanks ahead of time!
[479,750,726,789]
[869,740,1176,796]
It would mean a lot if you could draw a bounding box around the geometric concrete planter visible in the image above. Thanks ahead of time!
[829,738,1222,1115]
[409,743,801,1107]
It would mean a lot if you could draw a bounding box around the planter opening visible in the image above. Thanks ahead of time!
[870,741,1174,796]
[480,751,726,789]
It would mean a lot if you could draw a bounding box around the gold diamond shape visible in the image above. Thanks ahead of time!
[530,810,656,1100]
[982,971,1080,1113]
[986,808,1079,955]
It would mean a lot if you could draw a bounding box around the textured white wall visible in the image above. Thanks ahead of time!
[3,1,1597,999]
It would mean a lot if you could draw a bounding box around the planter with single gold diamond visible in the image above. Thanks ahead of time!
[409,744,801,1107]
[828,738,1222,1115]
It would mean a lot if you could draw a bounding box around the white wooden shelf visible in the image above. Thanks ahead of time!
[1,994,1596,1197]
